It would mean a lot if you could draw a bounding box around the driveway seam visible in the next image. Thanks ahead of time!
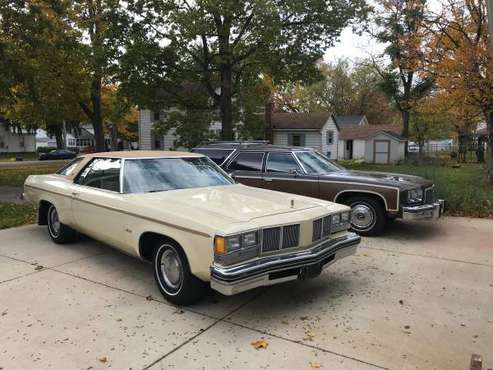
[142,289,268,370]
[222,319,390,370]
[362,246,493,268]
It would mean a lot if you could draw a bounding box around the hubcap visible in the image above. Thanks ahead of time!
[160,248,183,290]
[351,204,375,230]
[49,207,60,237]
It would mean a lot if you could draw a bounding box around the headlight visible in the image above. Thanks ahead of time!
[407,188,423,203]
[214,231,260,265]
[331,211,351,233]
[242,231,258,247]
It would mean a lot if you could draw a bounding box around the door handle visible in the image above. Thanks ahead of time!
[263,178,273,182]
[71,191,80,197]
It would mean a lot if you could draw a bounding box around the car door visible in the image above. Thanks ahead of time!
[262,152,320,198]
[225,151,265,189]
[71,157,132,251]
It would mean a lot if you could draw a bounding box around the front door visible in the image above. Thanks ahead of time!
[262,152,319,198]
[374,140,390,164]
[345,140,353,159]
[72,157,131,250]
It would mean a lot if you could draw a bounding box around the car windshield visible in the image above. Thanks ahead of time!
[294,151,345,174]
[123,157,234,193]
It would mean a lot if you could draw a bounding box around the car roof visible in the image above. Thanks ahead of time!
[81,150,204,159]
[194,143,314,152]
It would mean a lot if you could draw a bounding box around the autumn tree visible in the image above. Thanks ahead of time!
[371,0,434,151]
[425,0,493,175]
[122,0,368,140]
[272,59,400,125]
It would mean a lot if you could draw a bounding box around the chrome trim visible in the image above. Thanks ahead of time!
[334,189,391,211]
[402,200,445,221]
[119,158,125,193]
[210,232,360,295]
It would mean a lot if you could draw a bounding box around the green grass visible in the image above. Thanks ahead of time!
[341,161,493,218]
[0,203,35,229]
[0,163,63,186]
[0,152,38,162]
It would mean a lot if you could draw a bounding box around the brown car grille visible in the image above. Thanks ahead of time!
[425,188,434,204]
[282,224,300,249]
[262,227,281,252]
[262,224,300,253]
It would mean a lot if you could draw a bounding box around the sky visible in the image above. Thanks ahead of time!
[324,27,386,65]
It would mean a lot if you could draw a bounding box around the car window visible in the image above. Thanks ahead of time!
[266,152,300,173]
[294,151,344,174]
[192,148,234,165]
[227,152,264,171]
[123,157,233,193]
[75,158,121,192]
[57,157,83,176]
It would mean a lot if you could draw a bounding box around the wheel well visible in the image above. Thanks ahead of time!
[335,191,387,211]
[139,232,182,262]
[38,200,51,225]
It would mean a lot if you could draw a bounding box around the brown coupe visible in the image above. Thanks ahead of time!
[193,142,445,236]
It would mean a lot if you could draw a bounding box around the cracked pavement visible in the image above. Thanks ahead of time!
[0,217,492,370]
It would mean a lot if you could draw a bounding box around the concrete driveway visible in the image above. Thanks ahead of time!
[0,217,492,370]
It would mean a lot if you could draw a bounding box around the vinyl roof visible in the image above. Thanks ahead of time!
[81,151,203,159]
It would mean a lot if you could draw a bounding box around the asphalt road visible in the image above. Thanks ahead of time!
[0,217,492,370]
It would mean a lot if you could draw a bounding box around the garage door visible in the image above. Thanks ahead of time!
[374,140,390,164]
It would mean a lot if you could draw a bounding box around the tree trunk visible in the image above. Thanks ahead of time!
[402,109,410,157]
[110,123,118,151]
[220,64,234,140]
[488,112,493,184]
[90,75,106,152]
[54,126,64,149]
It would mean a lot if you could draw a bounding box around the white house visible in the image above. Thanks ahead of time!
[0,120,36,153]
[269,112,406,164]
[138,109,222,150]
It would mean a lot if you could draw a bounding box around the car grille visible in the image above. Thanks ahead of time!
[312,218,322,241]
[282,224,300,249]
[425,187,434,204]
[312,215,332,242]
[262,224,300,253]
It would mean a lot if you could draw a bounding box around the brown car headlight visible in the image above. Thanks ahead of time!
[214,231,260,265]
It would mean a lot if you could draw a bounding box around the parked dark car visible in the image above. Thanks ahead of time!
[192,142,445,236]
[39,149,77,161]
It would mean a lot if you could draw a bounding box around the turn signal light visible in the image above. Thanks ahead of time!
[214,237,227,255]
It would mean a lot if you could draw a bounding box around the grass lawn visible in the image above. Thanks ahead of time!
[0,203,35,229]
[0,152,38,162]
[341,161,493,218]
[0,163,63,186]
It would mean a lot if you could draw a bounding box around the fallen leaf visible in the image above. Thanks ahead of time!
[251,339,268,350]
[398,300,404,305]
[281,320,289,325]
[34,265,44,271]
[309,361,321,368]
[116,318,122,322]
[98,357,107,363]
[404,325,410,330]
[304,330,315,341]
[145,295,153,301]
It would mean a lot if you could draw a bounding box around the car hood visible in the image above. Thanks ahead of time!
[321,170,433,189]
[127,184,331,225]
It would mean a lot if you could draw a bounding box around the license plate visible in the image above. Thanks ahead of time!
[299,264,322,280]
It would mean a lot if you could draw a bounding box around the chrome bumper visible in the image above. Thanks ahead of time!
[210,232,361,296]
[402,199,445,221]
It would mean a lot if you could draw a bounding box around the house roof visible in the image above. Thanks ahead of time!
[271,112,333,130]
[339,124,405,141]
[334,115,366,126]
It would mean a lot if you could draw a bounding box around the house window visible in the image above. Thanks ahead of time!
[154,139,162,149]
[326,130,334,145]
[153,111,160,121]
[288,133,305,147]
[326,151,331,158]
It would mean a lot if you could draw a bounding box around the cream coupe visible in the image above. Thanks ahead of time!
[23,151,361,305]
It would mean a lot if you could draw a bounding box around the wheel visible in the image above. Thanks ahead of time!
[47,204,77,244]
[345,196,386,236]
[153,240,207,306]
